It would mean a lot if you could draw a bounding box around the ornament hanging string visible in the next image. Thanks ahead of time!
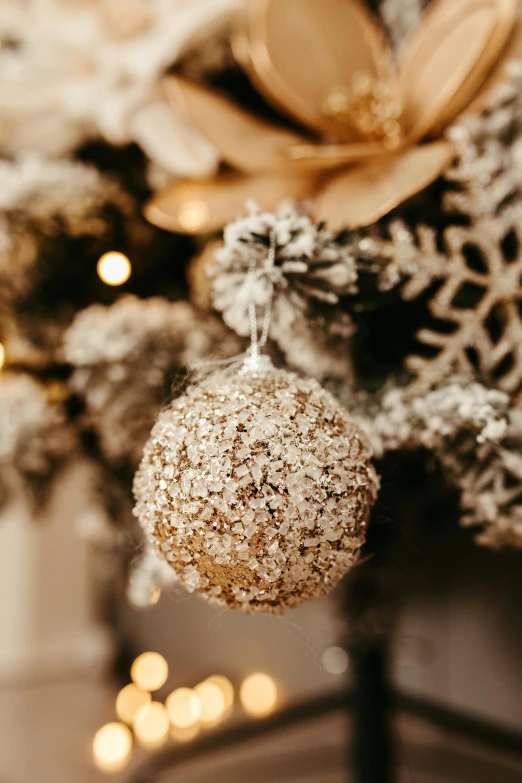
[247,229,276,369]
[190,230,276,379]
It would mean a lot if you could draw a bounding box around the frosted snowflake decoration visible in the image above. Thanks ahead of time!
[359,66,522,395]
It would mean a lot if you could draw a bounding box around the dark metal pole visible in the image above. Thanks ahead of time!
[350,640,394,783]
[342,514,397,783]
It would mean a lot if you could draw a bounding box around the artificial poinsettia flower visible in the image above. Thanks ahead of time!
[145,0,522,234]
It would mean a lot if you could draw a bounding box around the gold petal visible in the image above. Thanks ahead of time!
[164,76,308,174]
[144,172,319,235]
[431,0,520,133]
[286,141,395,169]
[130,99,218,177]
[400,0,517,141]
[240,0,396,141]
[310,142,454,230]
[230,3,253,72]
[468,3,522,112]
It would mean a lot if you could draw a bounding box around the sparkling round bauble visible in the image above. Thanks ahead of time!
[133,365,378,613]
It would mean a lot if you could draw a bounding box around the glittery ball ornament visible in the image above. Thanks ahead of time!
[133,363,378,613]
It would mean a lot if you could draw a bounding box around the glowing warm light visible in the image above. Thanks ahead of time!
[115,683,151,724]
[149,586,161,605]
[322,646,349,675]
[177,199,209,232]
[0,343,5,370]
[194,680,226,724]
[239,673,278,718]
[97,251,131,286]
[92,722,132,772]
[127,582,161,610]
[171,724,200,743]
[131,652,168,692]
[166,687,201,729]
[206,675,234,712]
[133,702,170,748]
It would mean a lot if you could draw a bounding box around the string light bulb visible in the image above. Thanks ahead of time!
[322,646,349,675]
[115,683,151,724]
[177,199,209,232]
[239,673,278,718]
[132,702,170,748]
[205,675,234,712]
[166,687,201,729]
[92,722,132,772]
[149,586,161,605]
[194,680,226,724]
[171,724,200,743]
[97,251,131,286]
[130,652,168,692]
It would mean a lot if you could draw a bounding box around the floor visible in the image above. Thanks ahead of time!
[1,679,521,783]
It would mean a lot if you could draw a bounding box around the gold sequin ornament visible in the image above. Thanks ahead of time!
[133,361,378,613]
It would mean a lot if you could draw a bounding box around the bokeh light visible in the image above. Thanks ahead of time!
[239,673,278,718]
[132,702,170,748]
[115,683,151,725]
[177,199,209,232]
[92,722,132,773]
[130,652,168,692]
[149,586,161,605]
[166,687,201,729]
[127,581,161,610]
[0,343,5,370]
[97,251,131,286]
[171,724,201,743]
[322,646,349,675]
[194,680,226,724]
[205,675,234,712]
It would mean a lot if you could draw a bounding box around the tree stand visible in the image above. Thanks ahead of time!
[342,527,396,783]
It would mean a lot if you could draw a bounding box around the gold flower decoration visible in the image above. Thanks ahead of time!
[145,0,522,235]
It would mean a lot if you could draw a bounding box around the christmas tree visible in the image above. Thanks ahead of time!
[2,1,522,780]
